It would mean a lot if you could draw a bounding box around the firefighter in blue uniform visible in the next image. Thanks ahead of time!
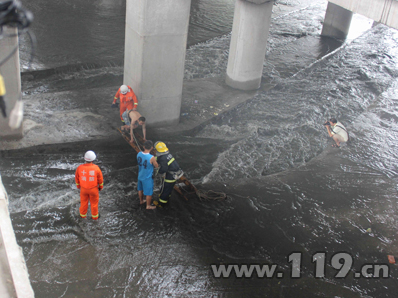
[153,141,183,207]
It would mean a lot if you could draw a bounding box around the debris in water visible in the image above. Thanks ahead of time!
[387,255,395,264]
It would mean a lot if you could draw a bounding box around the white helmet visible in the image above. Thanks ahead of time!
[120,85,129,94]
[84,150,96,162]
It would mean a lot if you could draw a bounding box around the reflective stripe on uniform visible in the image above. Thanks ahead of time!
[167,158,175,165]
[92,214,99,219]
[159,198,168,203]
[164,179,176,183]
[80,213,87,218]
[99,183,103,186]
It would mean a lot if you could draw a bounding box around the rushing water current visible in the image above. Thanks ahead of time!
[1,0,398,297]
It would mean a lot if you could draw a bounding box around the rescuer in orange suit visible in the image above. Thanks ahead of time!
[111,84,138,123]
[75,150,104,220]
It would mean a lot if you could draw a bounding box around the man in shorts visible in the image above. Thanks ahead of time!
[325,118,349,148]
[137,140,159,209]
[121,110,147,142]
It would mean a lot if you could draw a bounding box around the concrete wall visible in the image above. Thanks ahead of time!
[329,0,398,30]
[124,0,191,127]
[226,0,273,90]
[0,175,34,298]
[0,26,23,140]
[321,2,354,39]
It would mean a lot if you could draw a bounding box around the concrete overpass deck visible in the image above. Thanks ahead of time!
[329,0,398,29]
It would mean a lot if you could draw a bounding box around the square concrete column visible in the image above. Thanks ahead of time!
[226,0,273,91]
[124,0,191,127]
[0,26,22,139]
[321,2,354,39]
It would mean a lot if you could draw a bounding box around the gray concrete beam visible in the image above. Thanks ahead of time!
[0,27,23,140]
[329,0,398,30]
[321,2,354,39]
[0,176,34,298]
[226,0,273,91]
[124,0,191,127]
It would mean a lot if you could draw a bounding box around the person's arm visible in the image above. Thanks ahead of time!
[75,167,80,189]
[97,167,104,191]
[142,123,146,141]
[113,89,120,105]
[130,120,134,142]
[326,125,333,137]
[151,156,159,168]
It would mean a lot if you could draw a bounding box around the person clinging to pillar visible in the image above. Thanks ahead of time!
[75,151,104,220]
[153,141,183,208]
[111,84,138,124]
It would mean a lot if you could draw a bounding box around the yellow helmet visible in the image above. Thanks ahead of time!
[155,141,168,152]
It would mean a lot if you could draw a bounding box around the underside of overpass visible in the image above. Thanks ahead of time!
[329,0,398,30]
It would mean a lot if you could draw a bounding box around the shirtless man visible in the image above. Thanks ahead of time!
[121,109,147,142]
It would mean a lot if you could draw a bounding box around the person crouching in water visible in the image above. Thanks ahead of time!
[325,118,349,148]
[75,151,104,220]
[153,141,184,208]
[137,140,158,209]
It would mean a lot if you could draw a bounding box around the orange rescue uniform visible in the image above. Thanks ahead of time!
[112,85,138,121]
[75,163,104,220]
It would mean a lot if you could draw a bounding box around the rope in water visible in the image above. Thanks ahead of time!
[195,189,227,201]
[132,131,142,150]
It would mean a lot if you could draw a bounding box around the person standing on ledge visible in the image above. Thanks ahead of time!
[75,151,104,220]
[137,140,159,210]
[324,118,349,148]
[111,84,138,124]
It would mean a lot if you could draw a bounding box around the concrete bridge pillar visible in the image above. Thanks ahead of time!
[0,26,22,139]
[226,0,273,91]
[321,2,354,39]
[124,0,191,127]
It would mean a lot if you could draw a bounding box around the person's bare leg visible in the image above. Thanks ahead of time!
[332,134,342,147]
[138,190,145,204]
[146,195,156,209]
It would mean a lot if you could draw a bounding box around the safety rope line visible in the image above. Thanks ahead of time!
[175,183,227,201]
[132,130,142,150]
[195,189,227,201]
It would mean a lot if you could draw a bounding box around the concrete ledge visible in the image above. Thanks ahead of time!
[0,176,34,298]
